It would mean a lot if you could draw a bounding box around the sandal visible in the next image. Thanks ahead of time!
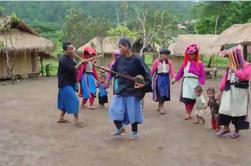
[74,121,85,128]
[88,105,97,110]
[193,121,199,124]
[184,116,192,120]
[57,119,70,123]
[111,127,126,136]
[160,109,166,115]
[217,129,230,136]
[231,132,240,139]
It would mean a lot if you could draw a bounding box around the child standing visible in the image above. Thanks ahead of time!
[193,85,206,124]
[98,75,109,108]
[206,87,220,131]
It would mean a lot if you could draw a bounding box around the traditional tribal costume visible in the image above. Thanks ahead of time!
[217,46,251,137]
[108,38,152,139]
[97,81,109,106]
[107,50,121,94]
[151,48,175,114]
[175,43,205,119]
[207,96,220,130]
[57,55,79,114]
[77,47,99,109]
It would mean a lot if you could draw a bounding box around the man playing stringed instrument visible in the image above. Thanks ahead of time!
[108,37,152,140]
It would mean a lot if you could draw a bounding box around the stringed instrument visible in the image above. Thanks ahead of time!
[74,54,145,84]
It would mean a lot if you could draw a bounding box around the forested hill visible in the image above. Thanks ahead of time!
[0,1,194,30]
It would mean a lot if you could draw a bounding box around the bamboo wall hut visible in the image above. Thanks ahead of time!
[214,23,251,61]
[0,17,54,79]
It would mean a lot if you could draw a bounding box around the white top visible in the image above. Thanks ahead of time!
[85,62,93,73]
[195,95,206,110]
[184,61,198,78]
[157,61,169,74]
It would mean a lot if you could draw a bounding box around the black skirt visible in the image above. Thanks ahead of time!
[218,114,249,130]
[98,93,108,105]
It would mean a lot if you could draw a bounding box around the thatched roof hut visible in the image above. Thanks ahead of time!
[78,36,159,67]
[215,23,251,45]
[0,16,54,79]
[0,17,54,52]
[168,43,176,55]
[78,36,120,54]
[78,36,160,54]
[173,35,221,56]
[214,23,251,61]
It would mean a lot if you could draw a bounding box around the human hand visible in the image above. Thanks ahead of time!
[171,78,176,85]
[134,82,145,89]
[216,92,222,101]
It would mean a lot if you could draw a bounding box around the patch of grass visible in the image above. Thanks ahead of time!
[144,54,153,66]
[202,55,228,68]
[41,59,58,76]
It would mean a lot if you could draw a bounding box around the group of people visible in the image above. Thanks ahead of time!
[57,38,251,140]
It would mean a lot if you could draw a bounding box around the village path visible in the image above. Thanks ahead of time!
[0,77,250,166]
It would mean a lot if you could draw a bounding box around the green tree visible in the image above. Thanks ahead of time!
[63,8,93,47]
[107,25,137,39]
[90,16,112,64]
[193,1,251,34]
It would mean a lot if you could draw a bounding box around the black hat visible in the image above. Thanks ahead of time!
[159,48,171,55]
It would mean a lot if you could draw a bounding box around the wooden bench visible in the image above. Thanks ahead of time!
[205,67,217,80]
[28,72,40,79]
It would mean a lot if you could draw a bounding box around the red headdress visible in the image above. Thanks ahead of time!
[82,47,96,59]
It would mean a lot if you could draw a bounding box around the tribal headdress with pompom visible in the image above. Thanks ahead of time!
[182,43,201,68]
[220,45,244,69]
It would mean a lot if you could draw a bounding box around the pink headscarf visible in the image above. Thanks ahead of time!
[112,49,121,57]
[82,47,96,58]
[182,43,201,68]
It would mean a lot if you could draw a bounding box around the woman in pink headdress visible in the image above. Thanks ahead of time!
[217,46,251,138]
[107,49,121,94]
[172,43,205,120]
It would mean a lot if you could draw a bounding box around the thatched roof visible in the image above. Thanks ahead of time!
[0,17,54,53]
[78,36,160,54]
[173,34,221,56]
[168,43,176,55]
[215,23,251,45]
[78,36,120,54]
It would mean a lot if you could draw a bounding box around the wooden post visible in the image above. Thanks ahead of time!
[40,56,44,77]
[243,43,248,61]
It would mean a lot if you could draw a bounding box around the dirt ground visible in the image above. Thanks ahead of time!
[0,77,251,166]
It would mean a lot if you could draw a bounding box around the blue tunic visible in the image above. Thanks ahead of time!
[81,73,96,99]
[57,55,79,114]
[58,84,79,114]
[111,55,152,97]
[109,55,151,124]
